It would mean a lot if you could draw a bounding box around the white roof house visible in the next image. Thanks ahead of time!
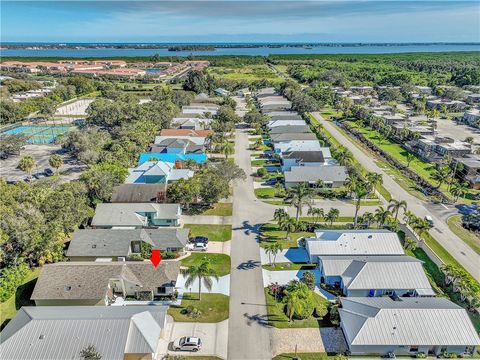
[274,140,322,154]
[182,104,219,115]
[306,230,404,262]
[154,135,206,146]
[267,120,307,128]
[125,161,194,184]
[172,117,212,130]
[339,297,480,356]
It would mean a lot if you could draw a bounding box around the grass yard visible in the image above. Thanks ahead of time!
[181,253,231,277]
[262,263,316,271]
[201,203,233,216]
[259,223,314,248]
[251,159,280,167]
[273,353,335,360]
[184,224,232,242]
[447,215,480,255]
[264,288,330,328]
[0,268,41,330]
[167,293,229,323]
[254,187,280,199]
[208,64,282,83]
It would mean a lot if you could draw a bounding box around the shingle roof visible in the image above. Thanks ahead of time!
[282,150,325,163]
[111,184,167,203]
[307,230,405,256]
[269,125,311,134]
[271,133,318,142]
[31,261,180,301]
[339,297,480,347]
[284,165,348,183]
[66,228,189,257]
[0,306,167,360]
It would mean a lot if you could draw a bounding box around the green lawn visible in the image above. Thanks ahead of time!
[447,215,480,255]
[254,187,279,199]
[262,263,316,271]
[201,203,233,216]
[181,253,231,276]
[0,268,41,330]
[299,216,354,223]
[208,64,282,83]
[184,224,232,242]
[259,223,314,248]
[264,288,330,328]
[251,159,280,167]
[273,353,335,360]
[167,293,229,323]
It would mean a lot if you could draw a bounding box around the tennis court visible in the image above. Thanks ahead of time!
[2,124,72,144]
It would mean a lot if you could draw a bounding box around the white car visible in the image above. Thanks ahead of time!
[186,242,208,251]
[172,336,202,352]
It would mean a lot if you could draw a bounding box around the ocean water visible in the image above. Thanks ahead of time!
[2,44,479,58]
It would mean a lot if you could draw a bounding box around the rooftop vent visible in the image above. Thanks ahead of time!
[39,335,45,340]
[92,244,97,248]
[64,286,72,291]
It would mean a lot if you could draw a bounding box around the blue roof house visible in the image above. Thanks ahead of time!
[138,153,208,165]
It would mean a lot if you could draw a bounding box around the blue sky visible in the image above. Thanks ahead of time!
[2,1,479,43]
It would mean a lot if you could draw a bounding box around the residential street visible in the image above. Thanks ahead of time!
[227,129,275,360]
[311,112,480,280]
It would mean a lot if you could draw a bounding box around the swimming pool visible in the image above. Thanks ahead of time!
[1,125,72,144]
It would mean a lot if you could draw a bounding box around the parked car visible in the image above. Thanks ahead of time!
[190,236,209,244]
[44,168,54,176]
[264,177,282,185]
[172,337,202,352]
[33,172,47,180]
[186,243,208,252]
[424,215,434,226]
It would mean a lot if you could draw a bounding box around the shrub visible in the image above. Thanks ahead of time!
[257,167,267,177]
[301,271,316,290]
[416,353,426,359]
[181,305,203,318]
[0,263,30,302]
[136,291,153,301]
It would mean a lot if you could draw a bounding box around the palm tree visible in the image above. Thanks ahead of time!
[406,153,415,168]
[411,218,433,238]
[403,237,417,251]
[280,216,297,240]
[285,183,314,222]
[431,165,451,189]
[334,146,354,166]
[365,172,382,196]
[450,181,469,202]
[218,140,234,159]
[265,242,283,267]
[283,281,313,322]
[307,207,324,227]
[180,259,219,300]
[403,210,417,227]
[344,176,359,198]
[274,208,289,224]
[324,208,340,226]
[388,199,408,220]
[353,180,370,228]
[49,154,63,173]
[374,206,391,228]
[18,155,35,178]
[358,211,374,228]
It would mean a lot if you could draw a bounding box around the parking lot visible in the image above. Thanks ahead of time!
[0,144,87,183]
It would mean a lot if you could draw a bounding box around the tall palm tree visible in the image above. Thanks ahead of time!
[281,217,297,240]
[265,242,283,267]
[180,260,219,301]
[285,183,314,222]
[307,207,324,227]
[274,208,289,224]
[334,146,354,166]
[353,181,370,228]
[388,199,408,220]
[431,165,451,189]
[324,208,340,226]
[358,211,374,228]
[374,206,391,228]
[450,181,469,202]
[365,172,382,196]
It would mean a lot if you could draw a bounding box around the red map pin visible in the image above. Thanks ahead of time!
[150,249,162,267]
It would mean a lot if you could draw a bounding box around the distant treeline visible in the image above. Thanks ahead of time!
[168,45,215,52]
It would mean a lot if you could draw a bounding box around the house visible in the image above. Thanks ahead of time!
[268,114,304,121]
[236,88,251,97]
[160,129,213,137]
[267,119,307,128]
[415,85,432,94]
[467,93,480,104]
[339,297,480,357]
[319,255,434,297]
[126,161,194,184]
[426,99,467,111]
[453,154,480,189]
[280,149,336,171]
[260,101,292,112]
[0,306,169,360]
[66,228,189,261]
[255,87,277,97]
[182,104,219,116]
[270,132,318,143]
[350,86,374,94]
[391,122,436,138]
[31,261,181,306]
[269,125,312,134]
[171,118,213,130]
[305,230,405,263]
[111,184,168,203]
[407,135,471,161]
[151,138,206,154]
[284,165,348,188]
[274,140,322,154]
[91,203,181,228]
[214,87,230,97]
[138,153,207,166]
[462,108,480,126]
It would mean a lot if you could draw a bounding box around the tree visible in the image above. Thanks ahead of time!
[48,154,63,173]
[218,140,234,159]
[285,183,314,222]
[280,217,297,240]
[325,208,340,226]
[374,206,391,228]
[264,242,283,267]
[37,98,57,120]
[406,152,415,168]
[198,171,230,204]
[167,177,200,207]
[352,180,370,228]
[80,345,102,360]
[183,70,210,93]
[273,208,289,224]
[80,162,128,203]
[307,207,324,226]
[18,155,35,177]
[365,172,382,196]
[450,180,469,202]
[180,259,219,300]
[333,146,353,166]
[403,237,417,251]
[388,199,407,220]
[283,280,315,321]
[0,134,27,158]
[431,165,452,189]
[301,271,316,290]
[253,138,264,150]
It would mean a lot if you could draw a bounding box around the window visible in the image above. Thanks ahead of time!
[410,347,419,353]
[157,286,166,294]
[384,289,394,296]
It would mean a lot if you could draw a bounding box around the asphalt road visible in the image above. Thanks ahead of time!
[312,112,480,281]
[227,129,274,360]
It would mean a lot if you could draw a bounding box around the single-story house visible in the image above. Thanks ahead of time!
[0,306,169,360]
[255,87,277,97]
[453,154,480,189]
[160,129,213,137]
[274,140,322,154]
[268,114,304,121]
[306,230,405,263]
[339,297,480,357]
[466,93,480,104]
[280,149,336,171]
[284,165,348,188]
[149,138,205,154]
[126,161,194,184]
[426,99,467,111]
[319,255,434,297]
[171,118,213,130]
[67,228,190,261]
[269,125,311,134]
[182,104,219,116]
[270,132,318,143]
[91,203,181,228]
[31,261,181,306]
[111,184,167,203]
[236,88,251,97]
[415,85,432,94]
[462,108,480,126]
[264,110,300,116]
[154,135,207,146]
[260,102,292,111]
[215,87,230,97]
[267,119,307,128]
[138,153,207,166]
[350,86,374,93]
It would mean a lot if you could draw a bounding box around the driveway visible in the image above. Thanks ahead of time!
[164,318,229,359]
[182,215,232,225]
[176,274,230,296]
[205,240,231,255]
[260,248,309,264]
[262,269,321,287]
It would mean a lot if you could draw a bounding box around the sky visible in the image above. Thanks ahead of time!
[1,1,479,43]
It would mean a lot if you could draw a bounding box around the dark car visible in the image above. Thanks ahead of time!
[44,168,54,176]
[190,236,209,244]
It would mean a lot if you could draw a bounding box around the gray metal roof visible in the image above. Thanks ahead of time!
[67,228,189,257]
[282,150,325,163]
[339,297,480,347]
[31,261,180,301]
[271,132,318,142]
[284,165,348,183]
[307,230,405,256]
[269,125,311,134]
[0,306,167,360]
[91,203,181,227]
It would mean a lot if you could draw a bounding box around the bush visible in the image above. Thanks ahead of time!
[181,305,203,318]
[257,167,267,177]
[301,271,316,290]
[416,353,426,359]
[136,291,153,301]
[0,263,30,302]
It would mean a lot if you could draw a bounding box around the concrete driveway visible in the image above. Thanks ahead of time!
[182,215,232,225]
[260,248,309,264]
[176,274,230,296]
[206,241,231,255]
[165,319,229,359]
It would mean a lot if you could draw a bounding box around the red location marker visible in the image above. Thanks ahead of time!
[150,249,162,267]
